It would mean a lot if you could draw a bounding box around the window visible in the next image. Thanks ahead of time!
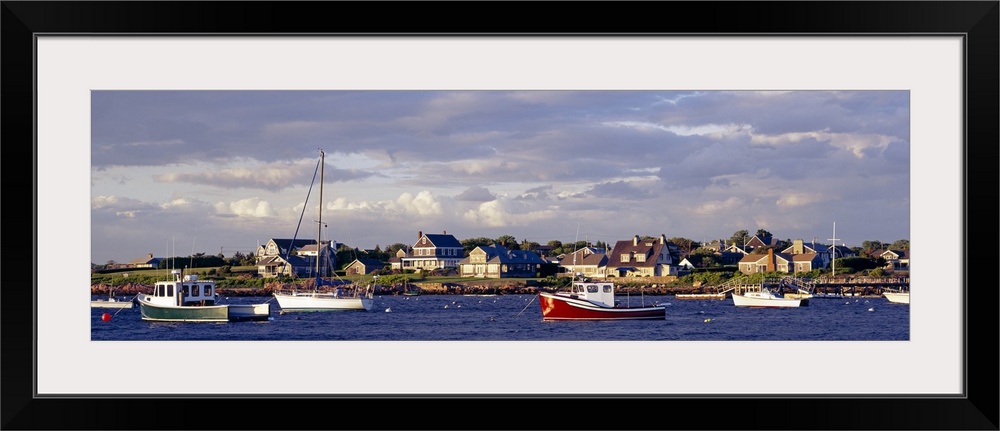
[603,285,612,293]
[620,254,630,262]
[587,285,599,293]
[636,254,646,262]
[166,285,174,296]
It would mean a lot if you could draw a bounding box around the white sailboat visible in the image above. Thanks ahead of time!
[272,149,375,312]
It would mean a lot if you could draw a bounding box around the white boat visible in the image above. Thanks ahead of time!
[883,291,910,304]
[732,288,807,308]
[137,269,270,322]
[273,149,375,312]
[90,296,134,309]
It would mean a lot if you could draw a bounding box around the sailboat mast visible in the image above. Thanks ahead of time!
[317,149,324,280]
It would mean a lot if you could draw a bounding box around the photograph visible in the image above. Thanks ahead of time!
[5,2,997,430]
[87,89,913,342]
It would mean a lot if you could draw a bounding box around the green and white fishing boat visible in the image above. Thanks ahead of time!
[137,269,270,322]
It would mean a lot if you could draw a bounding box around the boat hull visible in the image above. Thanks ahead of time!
[137,295,270,322]
[91,299,133,309]
[732,293,806,308]
[883,292,910,304]
[538,291,665,321]
[274,292,373,311]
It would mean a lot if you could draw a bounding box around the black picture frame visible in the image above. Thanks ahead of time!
[3,2,997,430]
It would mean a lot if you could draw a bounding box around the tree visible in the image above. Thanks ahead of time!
[461,237,495,254]
[755,229,773,240]
[668,237,696,255]
[729,230,749,247]
[546,240,563,250]
[496,234,518,249]
[520,240,540,251]
[890,239,909,250]
[385,243,409,255]
[862,240,885,252]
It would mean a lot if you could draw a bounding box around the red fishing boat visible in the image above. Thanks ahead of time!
[538,279,665,321]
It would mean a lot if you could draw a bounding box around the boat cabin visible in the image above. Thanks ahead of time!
[149,269,218,306]
[568,280,618,307]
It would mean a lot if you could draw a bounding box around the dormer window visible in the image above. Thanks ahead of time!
[636,253,646,263]
[620,254,630,262]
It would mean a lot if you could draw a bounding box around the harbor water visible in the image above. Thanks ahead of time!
[91,293,908,341]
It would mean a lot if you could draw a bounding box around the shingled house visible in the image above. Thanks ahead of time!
[738,248,823,275]
[255,238,334,278]
[457,243,547,278]
[399,230,464,271]
[606,235,679,277]
[558,247,609,278]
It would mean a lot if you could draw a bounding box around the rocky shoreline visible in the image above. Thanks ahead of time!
[91,281,706,297]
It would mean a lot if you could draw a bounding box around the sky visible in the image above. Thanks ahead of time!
[90,90,910,265]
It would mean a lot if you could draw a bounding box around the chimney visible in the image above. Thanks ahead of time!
[418,230,423,239]
[767,248,775,272]
[443,230,446,234]
[633,235,639,246]
[794,239,803,254]
[660,234,667,244]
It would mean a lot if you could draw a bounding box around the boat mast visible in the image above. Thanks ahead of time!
[317,149,324,282]
[828,222,840,278]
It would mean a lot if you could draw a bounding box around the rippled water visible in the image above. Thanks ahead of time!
[91,293,908,341]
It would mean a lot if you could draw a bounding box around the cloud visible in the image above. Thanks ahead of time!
[392,191,443,217]
[693,197,746,216]
[775,193,824,208]
[455,186,496,202]
[214,197,277,217]
[462,197,558,228]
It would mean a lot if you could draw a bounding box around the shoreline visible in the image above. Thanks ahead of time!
[90,281,709,297]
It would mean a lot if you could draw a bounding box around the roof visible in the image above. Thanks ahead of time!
[347,258,385,269]
[416,233,463,248]
[266,238,317,254]
[559,251,608,267]
[607,238,667,269]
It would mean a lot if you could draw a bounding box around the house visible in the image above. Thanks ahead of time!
[399,230,464,271]
[388,248,407,271]
[699,239,728,253]
[678,257,697,270]
[256,238,334,278]
[127,253,162,269]
[457,243,547,278]
[256,254,317,278]
[745,234,778,250]
[738,248,822,274]
[879,249,910,270]
[531,244,555,257]
[606,235,678,277]
[257,238,318,260]
[781,239,858,270]
[558,247,609,278]
[344,258,386,275]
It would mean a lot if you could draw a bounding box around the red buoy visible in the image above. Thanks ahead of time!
[101,313,111,322]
